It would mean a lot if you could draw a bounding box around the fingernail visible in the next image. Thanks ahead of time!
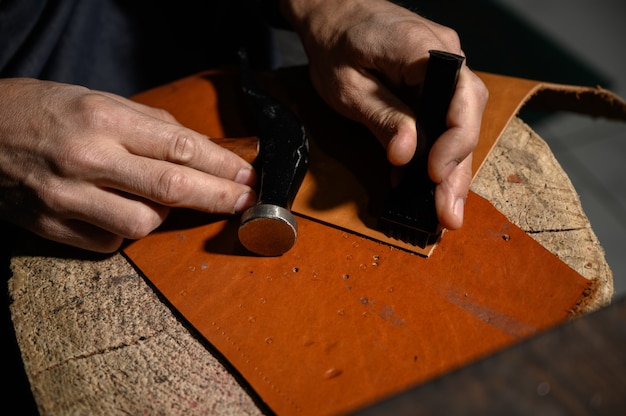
[234,190,256,214]
[454,197,465,221]
[235,167,256,186]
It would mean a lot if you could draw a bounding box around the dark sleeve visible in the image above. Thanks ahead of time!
[1,0,284,95]
[251,0,292,29]
[0,0,59,78]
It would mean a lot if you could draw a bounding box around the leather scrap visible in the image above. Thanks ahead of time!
[125,67,625,415]
[123,192,589,416]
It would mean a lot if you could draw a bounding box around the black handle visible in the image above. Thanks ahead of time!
[378,50,464,247]
[238,49,309,210]
[236,49,309,256]
[416,50,465,161]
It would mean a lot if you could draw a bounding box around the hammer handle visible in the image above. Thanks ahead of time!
[211,136,259,164]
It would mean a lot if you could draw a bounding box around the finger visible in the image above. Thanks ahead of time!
[127,120,257,185]
[73,146,257,214]
[320,67,418,166]
[37,182,170,240]
[17,197,132,254]
[435,152,473,230]
[429,66,488,183]
[38,219,128,253]
[89,94,256,185]
[127,154,256,214]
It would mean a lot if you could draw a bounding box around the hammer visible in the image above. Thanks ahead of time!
[235,50,309,257]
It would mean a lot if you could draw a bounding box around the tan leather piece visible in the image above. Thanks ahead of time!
[474,72,626,170]
[122,67,626,415]
[123,191,589,416]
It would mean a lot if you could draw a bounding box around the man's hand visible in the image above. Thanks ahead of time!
[282,0,489,230]
[0,79,257,252]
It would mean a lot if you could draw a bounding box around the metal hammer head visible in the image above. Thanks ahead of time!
[237,49,308,256]
[239,204,298,257]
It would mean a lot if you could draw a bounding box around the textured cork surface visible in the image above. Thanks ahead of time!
[471,117,613,312]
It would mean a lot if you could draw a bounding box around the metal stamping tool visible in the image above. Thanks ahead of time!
[378,50,464,248]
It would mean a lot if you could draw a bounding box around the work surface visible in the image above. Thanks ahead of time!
[7,115,616,415]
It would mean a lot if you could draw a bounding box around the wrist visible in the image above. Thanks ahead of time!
[279,0,358,53]
[279,0,324,27]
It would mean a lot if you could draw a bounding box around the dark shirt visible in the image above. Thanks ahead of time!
[0,0,277,96]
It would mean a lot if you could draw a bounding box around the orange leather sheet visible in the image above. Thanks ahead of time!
[124,68,625,415]
[124,193,588,416]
